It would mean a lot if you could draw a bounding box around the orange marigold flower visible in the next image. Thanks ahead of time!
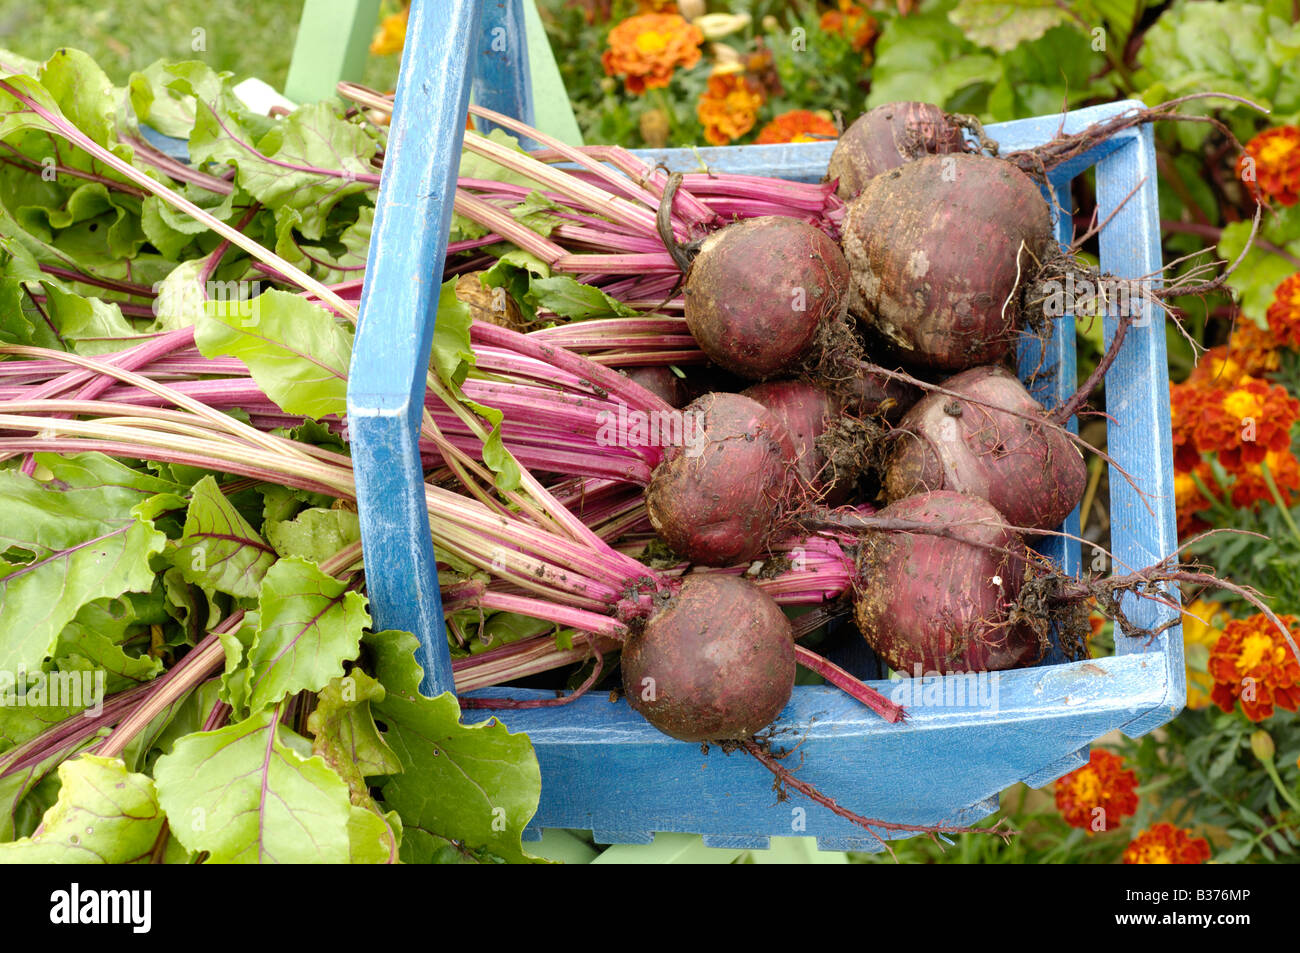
[1228,448,1300,510]
[1208,613,1300,721]
[1188,323,1280,388]
[1238,126,1300,207]
[602,13,704,95]
[696,70,765,145]
[1267,273,1300,349]
[1053,749,1139,831]
[370,5,409,56]
[1123,824,1211,864]
[755,109,839,144]
[819,2,879,52]
[1190,375,1300,472]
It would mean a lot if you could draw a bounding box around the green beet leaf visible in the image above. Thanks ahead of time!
[243,557,368,712]
[195,289,350,420]
[0,464,166,675]
[0,756,166,863]
[265,506,360,563]
[948,0,1076,54]
[366,629,543,864]
[308,670,402,802]
[154,706,353,864]
[175,475,277,599]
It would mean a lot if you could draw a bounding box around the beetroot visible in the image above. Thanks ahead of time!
[841,153,1054,372]
[683,216,850,380]
[853,491,1039,673]
[623,574,795,741]
[826,102,967,200]
[883,366,1086,534]
[742,379,852,504]
[623,365,688,408]
[645,392,794,566]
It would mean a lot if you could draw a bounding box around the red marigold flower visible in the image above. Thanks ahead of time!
[696,70,765,145]
[1208,613,1300,721]
[1228,449,1300,510]
[1267,273,1300,350]
[755,109,839,144]
[1053,749,1139,831]
[1238,126,1300,206]
[1123,824,1211,864]
[602,13,704,95]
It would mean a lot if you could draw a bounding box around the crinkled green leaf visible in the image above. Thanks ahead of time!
[37,49,118,148]
[0,464,166,674]
[54,597,163,694]
[196,289,351,420]
[36,280,137,355]
[154,707,353,864]
[1218,205,1300,324]
[0,756,165,863]
[196,101,375,240]
[244,557,368,712]
[949,0,1076,52]
[175,475,276,598]
[265,506,360,563]
[1137,1,1300,123]
[348,805,401,864]
[216,613,257,713]
[866,0,1001,110]
[367,629,542,864]
[308,670,402,800]
[0,745,71,842]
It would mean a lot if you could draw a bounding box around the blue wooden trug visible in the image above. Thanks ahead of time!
[351,0,1185,849]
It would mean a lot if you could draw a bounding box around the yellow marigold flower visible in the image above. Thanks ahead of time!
[1208,613,1300,721]
[1239,126,1300,206]
[1123,824,1211,864]
[603,13,704,95]
[696,70,765,146]
[755,109,839,145]
[370,4,409,57]
[1182,599,1227,709]
[1053,750,1139,831]
[1267,273,1300,349]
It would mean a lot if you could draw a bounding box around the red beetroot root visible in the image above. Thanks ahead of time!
[646,392,794,566]
[684,216,850,380]
[853,491,1040,673]
[883,365,1087,534]
[826,102,967,200]
[623,574,795,742]
[623,365,688,408]
[743,379,851,504]
[841,153,1054,372]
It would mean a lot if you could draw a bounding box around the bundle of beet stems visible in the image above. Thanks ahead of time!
[3,78,1296,851]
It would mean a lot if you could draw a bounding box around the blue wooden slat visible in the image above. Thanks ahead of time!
[347,0,487,696]
[473,0,535,143]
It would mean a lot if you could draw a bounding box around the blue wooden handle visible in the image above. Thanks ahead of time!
[348,0,488,696]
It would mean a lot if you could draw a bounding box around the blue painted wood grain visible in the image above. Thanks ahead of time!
[352,7,1185,844]
[347,0,488,696]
